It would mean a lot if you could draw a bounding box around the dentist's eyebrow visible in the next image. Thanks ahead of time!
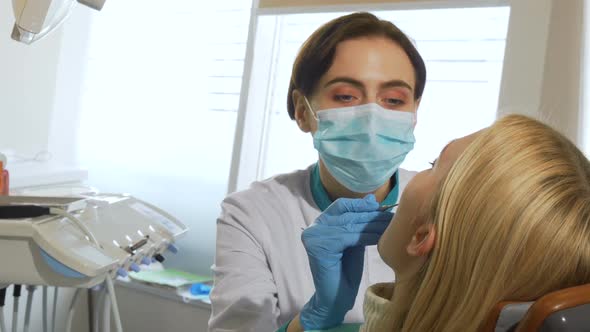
[380,79,413,92]
[323,77,413,93]
[323,77,365,90]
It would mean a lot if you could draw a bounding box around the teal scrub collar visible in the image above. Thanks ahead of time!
[310,163,400,211]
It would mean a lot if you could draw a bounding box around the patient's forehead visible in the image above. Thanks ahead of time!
[439,131,482,171]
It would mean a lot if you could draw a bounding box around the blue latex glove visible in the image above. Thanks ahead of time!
[300,194,394,330]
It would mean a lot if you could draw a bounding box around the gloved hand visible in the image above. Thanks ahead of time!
[300,194,393,330]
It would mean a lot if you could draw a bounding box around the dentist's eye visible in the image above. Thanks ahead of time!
[384,98,404,106]
[334,94,355,102]
[380,89,409,109]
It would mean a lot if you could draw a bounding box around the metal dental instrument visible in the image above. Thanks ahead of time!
[378,204,399,211]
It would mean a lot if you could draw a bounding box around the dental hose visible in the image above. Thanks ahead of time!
[94,287,106,332]
[65,288,80,332]
[50,208,123,331]
[42,286,48,332]
[0,287,7,332]
[51,287,58,332]
[23,286,36,332]
[12,285,21,332]
[105,278,123,332]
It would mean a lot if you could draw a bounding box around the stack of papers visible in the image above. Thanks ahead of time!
[129,269,213,304]
[129,268,211,288]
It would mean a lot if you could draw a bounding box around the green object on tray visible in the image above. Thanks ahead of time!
[277,322,361,332]
[129,269,212,288]
[307,324,361,332]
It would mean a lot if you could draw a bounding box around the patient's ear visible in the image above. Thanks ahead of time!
[406,223,436,256]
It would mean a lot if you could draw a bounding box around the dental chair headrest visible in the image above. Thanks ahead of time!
[483,283,590,332]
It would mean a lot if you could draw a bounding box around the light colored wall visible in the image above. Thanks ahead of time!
[0,1,63,157]
[498,0,585,145]
[48,6,94,166]
[0,5,89,332]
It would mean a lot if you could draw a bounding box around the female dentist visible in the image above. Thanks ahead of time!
[209,12,426,332]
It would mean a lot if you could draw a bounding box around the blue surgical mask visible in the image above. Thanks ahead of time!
[304,97,416,193]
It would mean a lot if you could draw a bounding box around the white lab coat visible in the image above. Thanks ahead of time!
[209,165,415,332]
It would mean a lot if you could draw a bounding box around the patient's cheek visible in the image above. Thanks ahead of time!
[402,171,437,214]
[379,174,432,270]
[377,231,394,268]
[398,179,424,214]
[378,212,409,271]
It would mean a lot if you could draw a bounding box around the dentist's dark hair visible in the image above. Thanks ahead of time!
[287,12,427,120]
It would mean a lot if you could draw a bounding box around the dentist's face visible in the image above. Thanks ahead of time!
[299,36,419,133]
[378,131,481,280]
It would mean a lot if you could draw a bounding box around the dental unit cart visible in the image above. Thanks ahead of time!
[0,193,188,332]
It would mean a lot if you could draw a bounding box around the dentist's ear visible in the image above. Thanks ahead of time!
[412,98,421,127]
[293,90,314,133]
[406,223,435,256]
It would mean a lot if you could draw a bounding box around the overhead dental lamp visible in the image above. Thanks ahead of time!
[11,0,105,44]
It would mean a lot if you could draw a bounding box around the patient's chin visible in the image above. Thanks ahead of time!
[377,236,398,271]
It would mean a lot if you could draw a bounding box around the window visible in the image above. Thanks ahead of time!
[232,6,510,191]
[75,0,251,274]
[71,2,510,274]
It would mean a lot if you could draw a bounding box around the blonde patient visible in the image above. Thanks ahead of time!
[361,114,590,331]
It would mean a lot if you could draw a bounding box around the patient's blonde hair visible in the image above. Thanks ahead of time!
[400,114,590,331]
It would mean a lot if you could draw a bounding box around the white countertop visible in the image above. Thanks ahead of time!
[7,161,88,189]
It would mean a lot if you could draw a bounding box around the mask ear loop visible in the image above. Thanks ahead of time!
[303,96,319,121]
